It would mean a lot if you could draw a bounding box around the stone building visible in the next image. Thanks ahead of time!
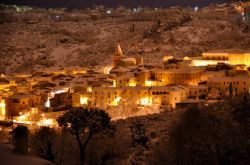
[6,93,41,116]
[112,44,143,68]
[72,85,190,109]
[191,50,250,67]
[207,76,250,96]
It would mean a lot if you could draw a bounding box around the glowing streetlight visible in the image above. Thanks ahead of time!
[194,6,199,12]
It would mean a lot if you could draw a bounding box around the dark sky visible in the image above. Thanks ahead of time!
[1,0,233,9]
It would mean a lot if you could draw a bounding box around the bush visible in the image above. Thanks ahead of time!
[30,127,58,163]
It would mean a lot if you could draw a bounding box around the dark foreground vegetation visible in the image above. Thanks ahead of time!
[28,95,250,165]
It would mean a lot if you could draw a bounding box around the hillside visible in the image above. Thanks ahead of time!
[0,5,250,73]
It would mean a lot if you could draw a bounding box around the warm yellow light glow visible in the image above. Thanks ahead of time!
[103,67,112,74]
[31,108,38,114]
[0,100,6,116]
[87,87,92,92]
[111,97,121,106]
[113,80,116,87]
[183,56,190,60]
[129,80,137,87]
[45,98,50,108]
[17,115,27,122]
[38,119,53,127]
[145,81,153,86]
[163,56,173,62]
[140,98,152,106]
[41,113,45,117]
[80,96,88,105]
[191,60,228,66]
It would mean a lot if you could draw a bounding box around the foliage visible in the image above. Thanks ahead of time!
[129,119,149,164]
[30,127,58,163]
[151,99,250,165]
[130,119,149,148]
[14,125,28,136]
[228,95,250,159]
[57,107,114,165]
[27,96,250,165]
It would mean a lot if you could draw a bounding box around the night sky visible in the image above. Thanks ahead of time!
[1,0,233,9]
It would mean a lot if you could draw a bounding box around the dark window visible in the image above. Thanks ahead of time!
[12,99,20,103]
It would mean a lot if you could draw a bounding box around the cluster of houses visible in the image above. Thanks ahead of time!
[0,44,250,120]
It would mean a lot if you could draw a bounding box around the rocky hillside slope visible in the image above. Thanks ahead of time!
[0,5,249,73]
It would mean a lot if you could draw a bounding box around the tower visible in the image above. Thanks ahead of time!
[112,44,124,68]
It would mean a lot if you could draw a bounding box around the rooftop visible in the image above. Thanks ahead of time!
[204,49,250,54]
[93,85,189,92]
[208,76,250,81]
[9,93,36,99]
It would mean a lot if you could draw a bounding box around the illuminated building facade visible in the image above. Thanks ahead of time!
[72,92,91,107]
[50,92,72,108]
[6,94,41,116]
[0,99,6,117]
[114,67,203,87]
[154,67,203,86]
[188,85,208,98]
[191,51,250,67]
[0,78,16,90]
[72,86,190,109]
[207,76,250,96]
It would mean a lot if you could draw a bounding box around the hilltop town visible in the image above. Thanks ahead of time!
[0,41,249,124]
[0,1,249,122]
[1,1,250,165]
